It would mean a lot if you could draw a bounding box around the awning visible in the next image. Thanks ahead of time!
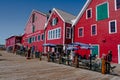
[67,46,78,51]
[43,43,56,47]
[16,43,23,46]
[81,46,94,50]
[71,42,90,47]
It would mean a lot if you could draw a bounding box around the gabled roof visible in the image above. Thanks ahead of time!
[45,8,76,29]
[54,8,76,24]
[24,9,47,32]
[72,0,92,26]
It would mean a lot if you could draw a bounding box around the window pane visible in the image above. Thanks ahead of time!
[38,35,40,41]
[66,28,71,38]
[110,21,116,32]
[42,34,44,40]
[56,29,57,38]
[87,9,91,18]
[32,25,35,33]
[92,25,96,35]
[117,0,120,9]
[97,3,108,21]
[79,28,83,36]
[58,28,61,38]
[53,30,55,39]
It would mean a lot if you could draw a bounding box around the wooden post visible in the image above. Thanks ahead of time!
[75,54,79,68]
[39,52,42,61]
[101,58,106,74]
[47,52,50,62]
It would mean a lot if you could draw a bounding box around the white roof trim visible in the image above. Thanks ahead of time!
[53,8,65,22]
[72,0,91,26]
[44,8,65,29]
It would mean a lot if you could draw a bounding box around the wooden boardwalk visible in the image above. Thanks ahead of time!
[0,51,120,80]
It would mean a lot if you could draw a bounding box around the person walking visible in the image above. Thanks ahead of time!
[105,50,112,74]
[27,47,31,59]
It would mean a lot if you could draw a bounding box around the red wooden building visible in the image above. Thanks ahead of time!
[73,0,120,63]
[6,35,22,52]
[44,8,76,53]
[22,10,47,52]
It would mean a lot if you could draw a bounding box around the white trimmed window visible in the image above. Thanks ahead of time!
[52,18,57,26]
[86,8,92,19]
[91,24,97,36]
[48,28,61,40]
[109,20,117,34]
[78,27,84,37]
[115,0,120,10]
[66,27,71,39]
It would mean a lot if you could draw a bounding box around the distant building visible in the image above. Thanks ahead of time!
[6,35,22,52]
[45,8,76,53]
[73,0,120,63]
[22,10,47,52]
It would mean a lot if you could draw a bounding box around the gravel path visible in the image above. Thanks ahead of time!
[0,51,120,80]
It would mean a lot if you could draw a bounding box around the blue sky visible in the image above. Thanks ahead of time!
[0,0,87,45]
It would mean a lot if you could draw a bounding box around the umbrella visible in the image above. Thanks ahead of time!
[67,46,78,51]
[71,42,90,47]
[43,43,56,47]
[81,46,94,50]
[16,43,23,46]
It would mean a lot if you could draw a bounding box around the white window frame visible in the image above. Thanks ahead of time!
[90,44,100,57]
[52,18,56,26]
[115,0,120,10]
[96,2,109,21]
[91,24,97,36]
[86,8,92,19]
[47,27,61,40]
[109,20,117,34]
[78,27,84,37]
[66,27,71,39]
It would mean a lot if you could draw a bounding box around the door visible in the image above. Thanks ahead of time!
[91,45,99,57]
[118,45,120,64]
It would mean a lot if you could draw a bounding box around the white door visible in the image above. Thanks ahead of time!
[118,45,120,64]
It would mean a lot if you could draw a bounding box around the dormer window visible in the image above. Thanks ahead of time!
[52,18,58,26]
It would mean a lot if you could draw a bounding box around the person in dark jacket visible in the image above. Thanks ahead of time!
[105,50,112,74]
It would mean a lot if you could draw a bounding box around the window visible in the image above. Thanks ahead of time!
[96,2,109,21]
[52,18,57,26]
[48,28,61,40]
[109,20,117,34]
[58,28,61,38]
[86,8,92,19]
[78,28,84,37]
[53,30,55,38]
[66,27,71,39]
[38,35,40,41]
[32,14,35,23]
[41,34,44,40]
[35,36,37,41]
[32,25,35,33]
[91,24,97,36]
[115,0,120,10]
[28,37,32,43]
